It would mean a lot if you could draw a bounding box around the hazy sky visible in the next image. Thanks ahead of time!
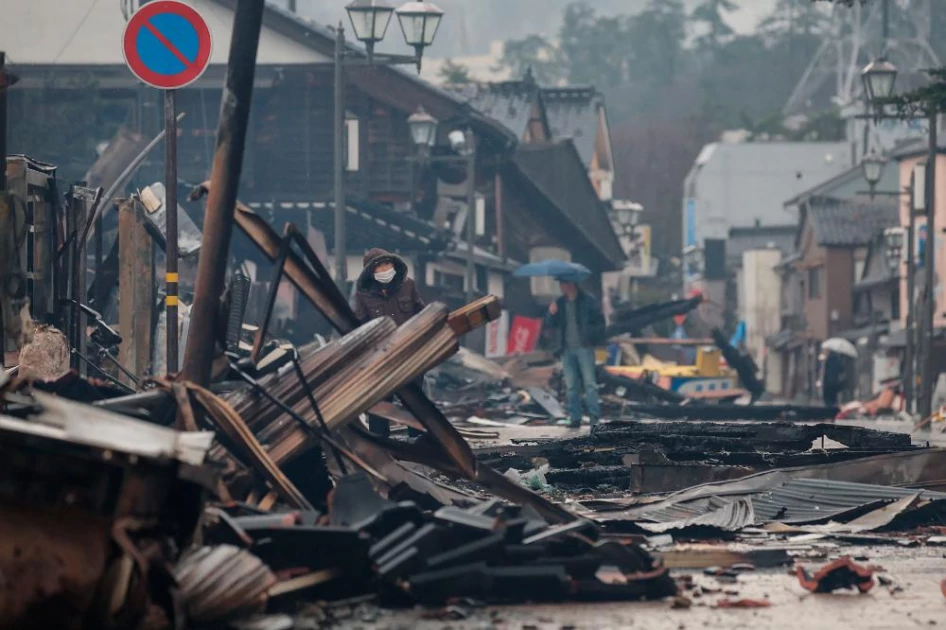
[273,0,779,58]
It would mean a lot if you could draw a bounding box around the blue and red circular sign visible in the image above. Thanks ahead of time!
[123,1,212,90]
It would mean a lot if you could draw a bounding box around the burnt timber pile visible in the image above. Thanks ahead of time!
[475,422,921,495]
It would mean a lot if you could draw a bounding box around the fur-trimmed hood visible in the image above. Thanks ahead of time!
[356,248,409,292]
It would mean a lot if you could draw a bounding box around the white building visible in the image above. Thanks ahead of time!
[682,140,852,253]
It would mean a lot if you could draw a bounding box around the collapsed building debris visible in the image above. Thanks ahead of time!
[200,473,677,607]
[607,295,703,338]
[795,557,875,594]
[0,389,213,629]
[477,422,917,495]
[583,450,946,531]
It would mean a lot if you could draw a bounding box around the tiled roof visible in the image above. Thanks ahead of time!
[444,81,540,138]
[807,197,899,247]
[541,87,600,166]
[243,197,451,256]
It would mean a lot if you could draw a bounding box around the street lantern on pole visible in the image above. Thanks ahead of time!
[333,2,444,295]
[862,151,886,198]
[612,200,642,239]
[862,58,898,108]
[883,226,904,273]
[407,107,477,306]
[683,244,704,279]
[345,0,395,60]
[395,2,444,65]
[407,105,437,150]
[861,53,938,421]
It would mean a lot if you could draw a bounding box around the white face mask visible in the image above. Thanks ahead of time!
[374,268,396,284]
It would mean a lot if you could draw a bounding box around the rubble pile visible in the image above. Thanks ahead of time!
[478,421,920,495]
[200,474,675,610]
[4,169,946,630]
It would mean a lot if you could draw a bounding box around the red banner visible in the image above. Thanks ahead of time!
[507,316,542,355]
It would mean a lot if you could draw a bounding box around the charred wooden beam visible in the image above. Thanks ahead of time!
[611,403,839,422]
[117,198,154,384]
[597,369,685,404]
[183,0,264,386]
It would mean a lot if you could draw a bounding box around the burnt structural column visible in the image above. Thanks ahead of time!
[182,0,264,386]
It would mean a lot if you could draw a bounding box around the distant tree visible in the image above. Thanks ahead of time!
[626,0,688,86]
[559,2,630,86]
[438,59,472,85]
[690,0,737,53]
[760,0,828,45]
[497,34,564,85]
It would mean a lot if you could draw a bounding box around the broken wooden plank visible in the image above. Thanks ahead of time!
[117,198,154,384]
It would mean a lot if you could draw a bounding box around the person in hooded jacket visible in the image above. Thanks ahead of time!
[353,248,426,437]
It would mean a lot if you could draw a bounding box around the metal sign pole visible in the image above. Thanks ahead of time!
[165,88,179,374]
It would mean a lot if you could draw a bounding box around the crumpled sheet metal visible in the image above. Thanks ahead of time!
[766,494,926,535]
[636,498,754,533]
[175,545,277,625]
[597,448,946,524]
[753,478,946,525]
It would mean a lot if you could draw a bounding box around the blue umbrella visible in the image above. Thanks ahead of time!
[513,260,591,283]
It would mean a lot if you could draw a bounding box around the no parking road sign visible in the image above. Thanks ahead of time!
[122,0,212,89]
[122,0,212,373]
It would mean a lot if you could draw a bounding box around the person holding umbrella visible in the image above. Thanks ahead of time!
[819,338,857,407]
[516,261,605,431]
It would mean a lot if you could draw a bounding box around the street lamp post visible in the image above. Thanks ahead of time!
[862,150,885,199]
[862,58,939,420]
[407,107,478,304]
[612,201,642,303]
[333,0,443,292]
[883,225,911,408]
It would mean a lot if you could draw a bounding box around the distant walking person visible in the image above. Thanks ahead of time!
[822,351,845,407]
[545,279,605,430]
[353,248,426,436]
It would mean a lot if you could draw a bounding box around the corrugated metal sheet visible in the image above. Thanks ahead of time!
[752,478,946,524]
[637,498,754,533]
[618,495,734,525]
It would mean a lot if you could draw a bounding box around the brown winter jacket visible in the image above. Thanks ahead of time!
[352,248,425,327]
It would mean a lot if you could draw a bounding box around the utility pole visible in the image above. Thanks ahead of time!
[905,173,917,413]
[334,23,347,293]
[919,111,938,420]
[182,0,264,386]
[464,127,477,305]
[165,88,179,373]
